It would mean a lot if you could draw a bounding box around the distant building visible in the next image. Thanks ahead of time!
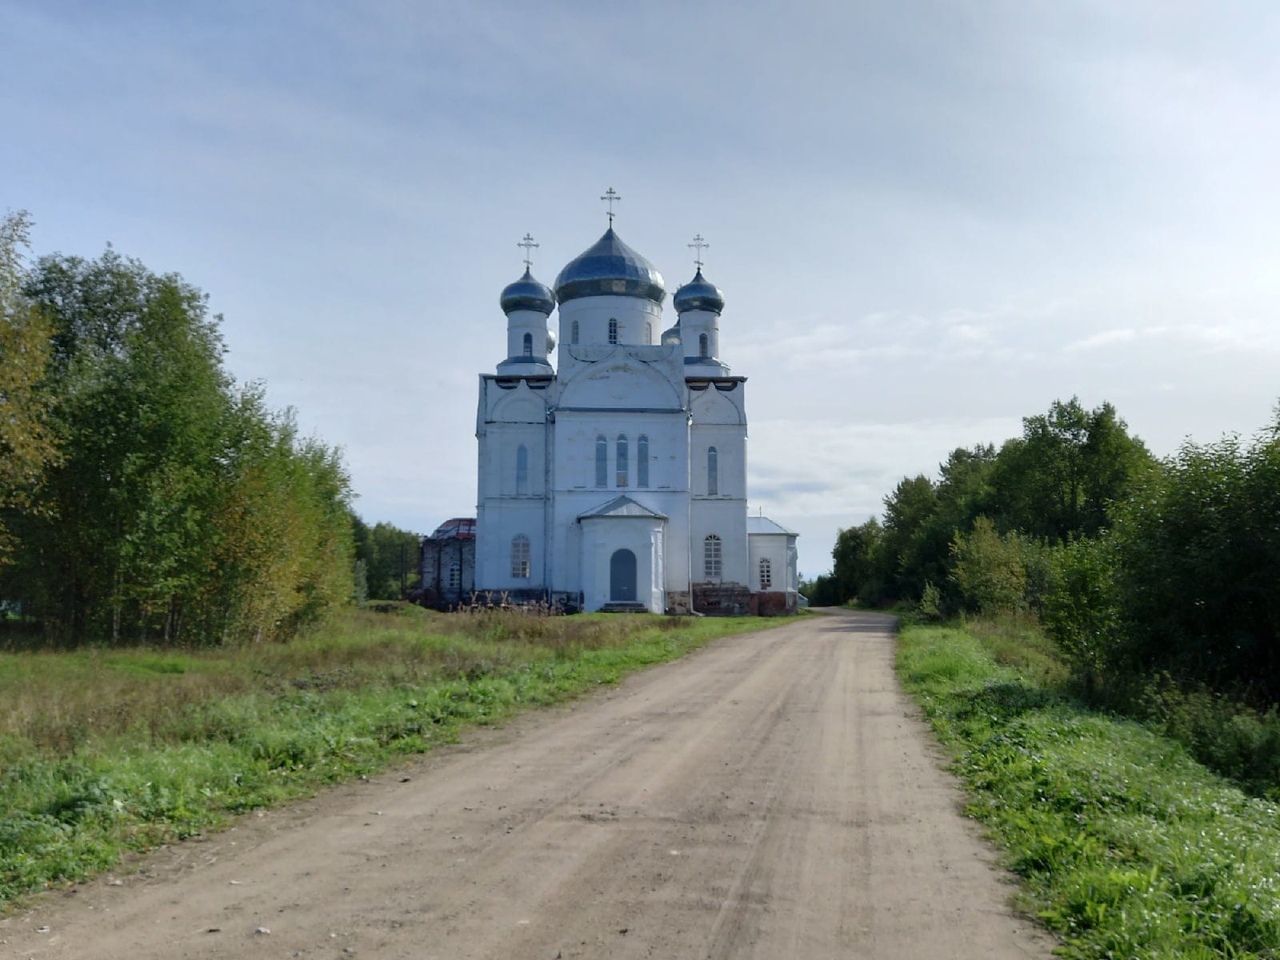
[418,518,475,609]
[463,210,799,615]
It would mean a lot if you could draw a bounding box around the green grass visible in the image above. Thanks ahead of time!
[898,621,1280,959]
[0,606,774,909]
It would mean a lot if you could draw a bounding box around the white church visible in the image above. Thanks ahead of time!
[465,200,798,616]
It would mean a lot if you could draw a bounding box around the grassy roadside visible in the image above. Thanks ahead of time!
[897,618,1280,959]
[0,606,774,909]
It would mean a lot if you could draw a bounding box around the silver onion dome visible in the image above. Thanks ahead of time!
[673,268,724,315]
[554,228,665,306]
[500,268,556,316]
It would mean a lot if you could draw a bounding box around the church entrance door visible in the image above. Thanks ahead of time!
[610,549,637,602]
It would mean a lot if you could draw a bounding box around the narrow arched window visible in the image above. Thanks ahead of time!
[608,318,619,344]
[637,435,649,488]
[759,557,773,590]
[511,535,531,579]
[704,534,722,579]
[707,446,719,496]
[522,332,533,356]
[595,435,608,487]
[616,435,629,487]
[645,321,652,343]
[699,333,709,358]
[447,561,461,590]
[571,320,579,344]
[516,444,528,495]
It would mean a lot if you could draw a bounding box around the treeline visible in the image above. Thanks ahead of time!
[0,210,410,644]
[812,396,1280,708]
[352,518,422,603]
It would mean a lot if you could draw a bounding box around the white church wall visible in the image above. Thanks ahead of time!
[547,487,692,597]
[748,533,792,592]
[475,499,546,593]
[578,515,665,613]
[504,309,551,361]
[679,308,720,363]
[690,425,748,501]
[688,380,747,426]
[690,498,749,584]
[554,413,689,494]
[557,294,663,357]
[556,349,684,412]
[486,424,546,498]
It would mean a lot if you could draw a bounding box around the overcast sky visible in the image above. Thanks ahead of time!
[4,1,1278,576]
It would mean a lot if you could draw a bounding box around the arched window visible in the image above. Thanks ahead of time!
[637,435,649,488]
[515,444,528,495]
[704,534,723,579]
[595,435,608,487]
[699,333,709,358]
[759,557,773,590]
[707,446,719,496]
[522,332,533,357]
[511,535,531,579]
[571,320,579,344]
[616,435,628,487]
[645,321,652,343]
[608,318,619,344]
[447,561,461,590]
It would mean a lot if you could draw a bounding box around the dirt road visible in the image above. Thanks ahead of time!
[1,611,1054,959]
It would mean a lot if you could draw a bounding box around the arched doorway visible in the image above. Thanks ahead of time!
[610,548,637,602]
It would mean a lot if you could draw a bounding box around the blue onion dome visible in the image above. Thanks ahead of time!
[554,227,665,305]
[500,267,555,316]
[673,268,724,315]
[661,323,681,345]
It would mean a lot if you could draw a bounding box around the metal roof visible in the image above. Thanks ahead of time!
[428,517,476,540]
[747,516,798,537]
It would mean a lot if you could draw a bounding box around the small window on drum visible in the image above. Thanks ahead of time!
[571,320,579,344]
[699,333,709,358]
[608,318,619,344]
[522,332,533,356]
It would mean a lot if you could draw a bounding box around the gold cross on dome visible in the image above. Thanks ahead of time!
[600,187,622,225]
[517,233,539,269]
[688,233,709,270]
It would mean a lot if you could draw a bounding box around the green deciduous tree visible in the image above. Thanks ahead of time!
[1041,535,1122,693]
[4,247,354,644]
[950,516,1028,615]
[16,250,233,638]
[829,517,887,605]
[880,474,945,602]
[991,398,1152,543]
[0,211,60,567]
[352,517,421,601]
[1108,429,1280,697]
